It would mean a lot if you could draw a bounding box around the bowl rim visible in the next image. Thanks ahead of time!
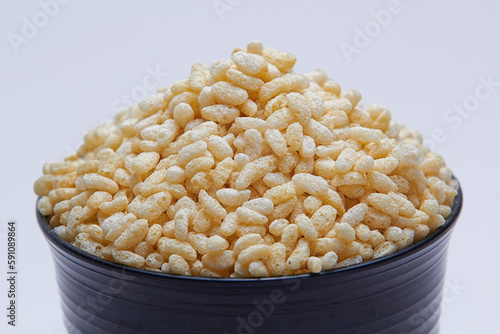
[37,179,462,282]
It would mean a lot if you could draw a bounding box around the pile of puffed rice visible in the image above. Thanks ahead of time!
[34,41,459,277]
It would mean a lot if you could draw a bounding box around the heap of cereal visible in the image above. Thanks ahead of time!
[34,41,459,277]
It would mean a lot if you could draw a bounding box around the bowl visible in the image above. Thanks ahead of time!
[37,182,462,334]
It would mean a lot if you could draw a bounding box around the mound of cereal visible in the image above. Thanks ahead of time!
[34,41,459,277]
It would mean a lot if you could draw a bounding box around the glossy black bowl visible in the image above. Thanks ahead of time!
[37,183,462,334]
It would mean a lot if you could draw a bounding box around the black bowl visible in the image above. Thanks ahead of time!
[37,183,462,334]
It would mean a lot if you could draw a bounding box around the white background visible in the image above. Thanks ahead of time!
[1,1,499,333]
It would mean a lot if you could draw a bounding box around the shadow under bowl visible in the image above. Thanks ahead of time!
[37,182,462,334]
